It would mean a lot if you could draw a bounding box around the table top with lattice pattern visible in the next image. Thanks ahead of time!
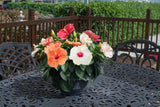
[0,62,159,107]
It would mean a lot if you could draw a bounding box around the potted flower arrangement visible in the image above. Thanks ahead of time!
[32,24,113,95]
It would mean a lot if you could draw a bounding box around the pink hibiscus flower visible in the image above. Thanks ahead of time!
[41,36,53,46]
[83,30,101,42]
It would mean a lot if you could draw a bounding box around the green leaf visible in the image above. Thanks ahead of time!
[89,60,94,65]
[80,65,86,71]
[60,71,67,81]
[61,62,69,72]
[107,58,114,66]
[75,67,84,79]
[55,65,60,71]
[84,74,94,82]
[86,66,93,76]
[42,68,51,82]
[68,62,75,72]
[37,57,48,72]
[70,73,77,82]
[96,53,105,59]
[94,64,100,77]
[59,80,72,92]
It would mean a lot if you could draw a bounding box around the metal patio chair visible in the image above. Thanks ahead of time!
[112,39,160,71]
[0,42,37,80]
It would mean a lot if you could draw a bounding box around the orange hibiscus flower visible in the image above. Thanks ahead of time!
[41,36,53,46]
[44,42,67,67]
[65,39,86,47]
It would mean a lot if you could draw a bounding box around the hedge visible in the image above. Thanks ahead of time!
[7,1,160,19]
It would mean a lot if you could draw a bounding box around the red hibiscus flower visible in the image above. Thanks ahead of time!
[57,24,75,40]
[83,30,101,42]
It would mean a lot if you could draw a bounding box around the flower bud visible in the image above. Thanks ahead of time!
[51,30,57,40]
[98,42,102,47]
[51,30,55,36]
[73,31,77,37]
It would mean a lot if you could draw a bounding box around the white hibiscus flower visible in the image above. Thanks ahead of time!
[80,33,92,45]
[39,38,46,45]
[69,45,92,65]
[31,44,40,57]
[100,42,113,58]
[31,38,45,57]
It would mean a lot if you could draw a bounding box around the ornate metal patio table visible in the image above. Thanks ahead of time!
[0,62,159,107]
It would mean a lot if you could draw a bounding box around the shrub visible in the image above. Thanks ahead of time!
[0,9,43,23]
[7,1,160,19]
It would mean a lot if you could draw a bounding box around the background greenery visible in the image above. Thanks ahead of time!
[7,1,160,19]
[6,1,160,46]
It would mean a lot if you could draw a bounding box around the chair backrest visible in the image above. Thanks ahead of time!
[112,39,160,71]
[0,42,37,80]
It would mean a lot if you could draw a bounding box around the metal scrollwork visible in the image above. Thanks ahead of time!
[0,62,159,107]
[113,39,160,71]
[0,42,37,79]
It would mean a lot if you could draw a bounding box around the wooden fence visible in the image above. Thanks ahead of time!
[0,7,160,48]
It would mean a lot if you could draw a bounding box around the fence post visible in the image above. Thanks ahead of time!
[28,9,35,20]
[28,9,36,47]
[144,9,151,58]
[86,7,91,30]
[145,9,151,41]
[69,7,78,30]
[70,7,75,16]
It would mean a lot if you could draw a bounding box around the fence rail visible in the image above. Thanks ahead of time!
[0,7,160,49]
[79,16,160,47]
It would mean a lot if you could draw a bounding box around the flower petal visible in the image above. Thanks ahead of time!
[101,42,113,58]
[69,45,92,65]
[57,29,69,40]
[57,24,75,40]
[80,33,92,45]
[64,24,75,34]
[65,39,85,47]
[83,30,101,42]
[41,36,53,46]
[31,45,40,57]
[44,42,67,67]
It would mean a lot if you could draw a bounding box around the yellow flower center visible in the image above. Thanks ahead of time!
[106,48,109,51]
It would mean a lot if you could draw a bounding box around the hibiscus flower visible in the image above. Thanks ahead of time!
[100,42,113,58]
[31,44,40,57]
[80,33,92,45]
[44,41,67,67]
[41,36,53,46]
[31,38,46,57]
[83,30,101,42]
[69,45,92,65]
[57,24,75,40]
[65,39,86,47]
[40,38,46,44]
